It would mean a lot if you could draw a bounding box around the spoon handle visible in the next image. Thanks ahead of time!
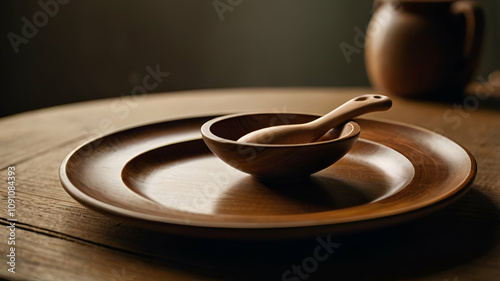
[310,94,392,140]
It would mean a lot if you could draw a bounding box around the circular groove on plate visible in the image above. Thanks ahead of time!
[60,115,476,238]
[122,139,414,216]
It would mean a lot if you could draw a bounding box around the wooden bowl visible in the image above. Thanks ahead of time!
[201,113,360,181]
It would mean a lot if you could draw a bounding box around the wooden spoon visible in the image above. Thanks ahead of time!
[237,94,392,144]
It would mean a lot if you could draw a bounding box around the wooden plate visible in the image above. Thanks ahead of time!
[59,115,476,239]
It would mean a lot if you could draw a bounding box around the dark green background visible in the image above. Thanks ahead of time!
[1,0,499,116]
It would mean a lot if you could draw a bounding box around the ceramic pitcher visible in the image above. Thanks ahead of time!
[365,0,484,99]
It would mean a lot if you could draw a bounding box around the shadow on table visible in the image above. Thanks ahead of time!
[459,90,500,112]
[422,86,500,112]
[102,187,498,281]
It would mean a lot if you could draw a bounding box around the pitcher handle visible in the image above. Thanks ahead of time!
[451,1,484,59]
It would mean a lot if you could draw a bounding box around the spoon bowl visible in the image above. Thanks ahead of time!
[201,113,360,181]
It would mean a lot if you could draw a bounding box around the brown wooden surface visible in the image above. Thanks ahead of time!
[1,87,499,280]
[201,114,359,180]
[61,115,474,239]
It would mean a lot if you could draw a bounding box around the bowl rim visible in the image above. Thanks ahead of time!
[200,112,361,148]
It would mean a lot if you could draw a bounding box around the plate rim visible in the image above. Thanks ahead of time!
[59,114,477,234]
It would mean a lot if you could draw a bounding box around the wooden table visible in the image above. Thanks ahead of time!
[1,87,499,281]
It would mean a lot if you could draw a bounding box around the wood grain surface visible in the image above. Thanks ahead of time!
[61,115,474,240]
[201,114,359,180]
[1,87,499,280]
